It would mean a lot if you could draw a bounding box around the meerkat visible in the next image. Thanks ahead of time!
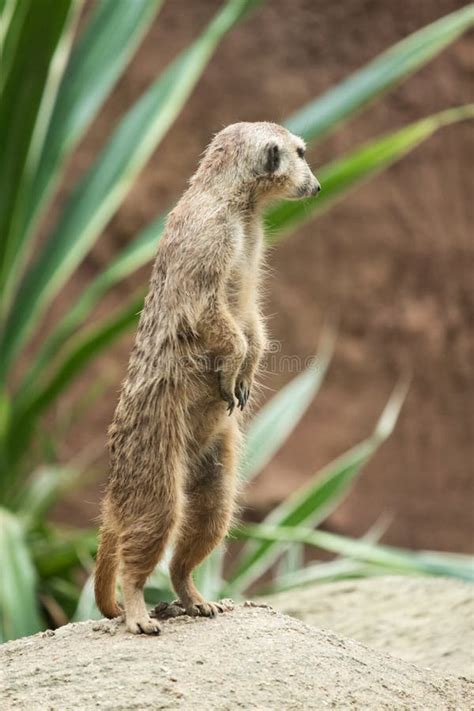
[94,121,320,634]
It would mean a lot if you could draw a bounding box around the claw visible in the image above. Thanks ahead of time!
[128,616,161,635]
[235,381,251,410]
[218,371,236,414]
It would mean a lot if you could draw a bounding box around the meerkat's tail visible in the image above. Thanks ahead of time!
[95,378,189,621]
[94,525,122,619]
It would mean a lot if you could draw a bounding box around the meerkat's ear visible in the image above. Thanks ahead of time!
[265,143,280,173]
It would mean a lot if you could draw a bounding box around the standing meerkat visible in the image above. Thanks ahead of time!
[94,121,320,634]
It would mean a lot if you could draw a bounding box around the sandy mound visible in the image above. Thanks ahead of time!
[1,603,471,710]
[265,576,474,678]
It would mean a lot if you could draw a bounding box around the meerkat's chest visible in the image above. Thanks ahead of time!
[226,217,263,317]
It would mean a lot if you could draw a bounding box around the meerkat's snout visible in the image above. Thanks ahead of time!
[294,168,321,199]
[295,147,321,198]
[311,178,321,196]
[301,173,321,198]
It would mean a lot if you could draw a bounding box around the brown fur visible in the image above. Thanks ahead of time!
[94,122,320,634]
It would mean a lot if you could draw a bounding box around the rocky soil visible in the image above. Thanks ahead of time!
[1,580,473,711]
[266,575,474,678]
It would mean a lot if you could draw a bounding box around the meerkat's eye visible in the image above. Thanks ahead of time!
[265,143,280,173]
[297,146,305,159]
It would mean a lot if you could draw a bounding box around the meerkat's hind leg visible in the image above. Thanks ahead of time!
[164,422,238,618]
[120,505,179,634]
[122,573,161,635]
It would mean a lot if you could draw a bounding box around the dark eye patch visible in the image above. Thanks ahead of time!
[297,146,305,159]
[265,143,280,173]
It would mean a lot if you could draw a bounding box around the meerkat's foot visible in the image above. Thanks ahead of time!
[126,613,161,635]
[235,379,251,410]
[152,600,186,620]
[185,599,234,618]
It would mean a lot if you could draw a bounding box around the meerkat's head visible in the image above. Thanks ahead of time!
[196,122,320,205]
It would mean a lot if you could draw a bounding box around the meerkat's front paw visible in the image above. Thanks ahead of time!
[235,379,251,410]
[217,371,237,414]
[126,614,161,635]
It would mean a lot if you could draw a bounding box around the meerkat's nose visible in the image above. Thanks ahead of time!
[312,180,321,196]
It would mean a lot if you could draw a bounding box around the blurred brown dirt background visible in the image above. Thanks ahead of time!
[48,0,473,552]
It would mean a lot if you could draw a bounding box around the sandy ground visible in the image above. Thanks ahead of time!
[265,575,474,679]
[1,602,472,711]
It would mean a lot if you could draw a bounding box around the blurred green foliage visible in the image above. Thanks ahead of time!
[0,0,473,641]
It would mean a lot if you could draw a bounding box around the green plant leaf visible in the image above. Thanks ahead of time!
[225,379,408,594]
[0,0,263,383]
[285,4,474,143]
[266,558,374,593]
[268,106,474,241]
[267,515,392,592]
[241,324,336,482]
[0,508,43,641]
[6,296,143,473]
[14,465,80,526]
[0,0,28,86]
[276,542,305,579]
[148,564,173,594]
[17,215,166,400]
[24,296,143,420]
[73,575,101,622]
[31,527,97,579]
[235,524,474,582]
[3,0,163,314]
[194,547,225,601]
[0,0,75,307]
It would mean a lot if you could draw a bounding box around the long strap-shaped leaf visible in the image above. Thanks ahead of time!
[31,527,97,579]
[267,557,373,592]
[267,517,391,592]
[235,524,474,582]
[267,105,474,242]
[0,0,263,383]
[224,380,408,594]
[1,0,29,87]
[13,464,81,525]
[2,0,163,316]
[285,4,474,142]
[0,0,75,307]
[241,325,336,482]
[0,508,43,641]
[13,107,471,416]
[17,215,166,398]
[4,295,143,483]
